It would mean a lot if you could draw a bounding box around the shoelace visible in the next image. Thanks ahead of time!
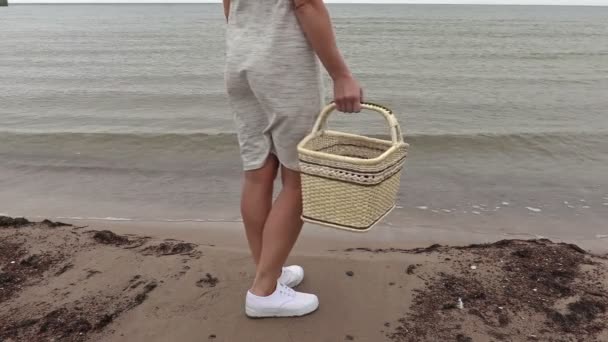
[278,283,296,298]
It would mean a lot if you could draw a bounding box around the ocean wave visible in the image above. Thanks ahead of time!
[1,131,607,161]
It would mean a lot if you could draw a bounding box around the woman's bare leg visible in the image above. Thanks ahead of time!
[250,165,304,296]
[241,155,279,265]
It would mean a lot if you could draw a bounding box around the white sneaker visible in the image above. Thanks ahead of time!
[278,265,304,288]
[245,282,319,318]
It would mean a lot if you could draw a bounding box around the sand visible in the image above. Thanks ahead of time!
[1,216,607,342]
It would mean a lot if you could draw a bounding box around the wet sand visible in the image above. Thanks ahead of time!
[1,216,607,342]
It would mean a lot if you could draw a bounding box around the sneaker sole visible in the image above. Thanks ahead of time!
[245,302,319,318]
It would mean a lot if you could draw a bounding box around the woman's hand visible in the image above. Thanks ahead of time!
[333,75,363,113]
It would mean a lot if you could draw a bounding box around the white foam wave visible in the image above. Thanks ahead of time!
[56,216,134,221]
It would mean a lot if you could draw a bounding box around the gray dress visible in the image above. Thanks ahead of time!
[225,0,324,171]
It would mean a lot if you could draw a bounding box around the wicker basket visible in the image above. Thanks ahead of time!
[298,102,408,232]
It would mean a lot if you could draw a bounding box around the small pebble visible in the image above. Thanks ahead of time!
[345,335,354,341]
[526,207,541,213]
[346,271,354,277]
[470,265,477,270]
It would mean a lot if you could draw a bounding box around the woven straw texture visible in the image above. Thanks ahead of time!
[298,102,408,232]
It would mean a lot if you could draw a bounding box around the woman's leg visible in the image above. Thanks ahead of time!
[250,165,304,296]
[241,155,279,265]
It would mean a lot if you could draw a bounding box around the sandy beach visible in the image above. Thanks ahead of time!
[1,216,607,342]
[2,3,608,342]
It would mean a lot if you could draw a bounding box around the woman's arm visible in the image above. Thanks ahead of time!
[294,0,362,113]
[223,0,230,22]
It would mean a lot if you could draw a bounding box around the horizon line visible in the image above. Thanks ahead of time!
[9,2,608,5]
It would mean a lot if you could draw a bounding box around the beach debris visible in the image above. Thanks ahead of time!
[470,265,477,270]
[386,240,608,342]
[533,288,538,292]
[502,201,510,206]
[85,269,101,279]
[526,207,542,213]
[457,298,464,310]
[0,216,30,228]
[472,205,481,209]
[416,206,428,210]
[441,209,452,213]
[92,230,131,245]
[580,199,586,202]
[196,273,219,288]
[37,308,93,337]
[132,281,158,306]
[455,334,473,342]
[20,254,43,268]
[41,219,71,228]
[209,334,217,340]
[406,265,417,275]
[431,210,439,213]
[512,248,534,258]
[442,303,457,310]
[142,241,197,256]
[346,271,354,277]
[472,211,481,215]
[395,205,403,209]
[345,335,355,341]
[55,263,74,276]
[597,235,608,239]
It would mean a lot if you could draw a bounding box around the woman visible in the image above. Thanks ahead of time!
[224,0,362,318]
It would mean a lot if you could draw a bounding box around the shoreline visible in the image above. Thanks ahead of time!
[1,216,607,341]
[4,215,608,254]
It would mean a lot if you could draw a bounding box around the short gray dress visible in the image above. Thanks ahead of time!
[225,0,324,171]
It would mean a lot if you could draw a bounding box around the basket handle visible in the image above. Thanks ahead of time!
[311,102,404,145]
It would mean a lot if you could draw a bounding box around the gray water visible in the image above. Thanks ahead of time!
[1,4,607,244]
